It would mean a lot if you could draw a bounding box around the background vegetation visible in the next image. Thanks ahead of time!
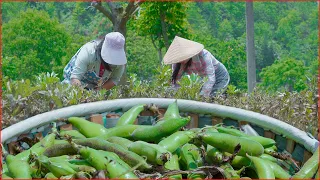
[2,2,318,134]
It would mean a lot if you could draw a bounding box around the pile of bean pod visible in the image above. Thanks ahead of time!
[1,101,319,179]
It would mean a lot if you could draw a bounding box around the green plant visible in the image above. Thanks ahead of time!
[175,73,206,100]
[2,70,318,136]
[259,58,308,92]
[2,8,71,80]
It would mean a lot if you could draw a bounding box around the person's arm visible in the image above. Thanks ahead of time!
[70,43,94,86]
[200,52,217,97]
[101,65,125,90]
[101,79,116,90]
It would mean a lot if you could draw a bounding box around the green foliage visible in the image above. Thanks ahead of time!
[2,8,71,80]
[125,28,159,79]
[2,2,318,94]
[175,73,205,100]
[135,2,189,50]
[196,2,245,40]
[259,58,308,92]
[3,71,318,136]
[2,73,107,128]
[2,2,28,22]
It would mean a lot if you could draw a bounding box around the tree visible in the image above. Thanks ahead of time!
[2,9,71,80]
[259,58,308,92]
[2,2,28,23]
[91,1,143,38]
[135,2,189,62]
[196,2,245,40]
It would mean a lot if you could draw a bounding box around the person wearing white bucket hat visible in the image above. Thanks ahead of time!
[163,36,230,97]
[62,32,127,90]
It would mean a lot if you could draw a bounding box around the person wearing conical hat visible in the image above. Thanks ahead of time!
[62,32,127,90]
[163,36,230,97]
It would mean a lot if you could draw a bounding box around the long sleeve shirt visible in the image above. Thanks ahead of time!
[64,40,125,89]
[172,49,221,96]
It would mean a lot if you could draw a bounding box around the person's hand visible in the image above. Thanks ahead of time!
[71,78,82,86]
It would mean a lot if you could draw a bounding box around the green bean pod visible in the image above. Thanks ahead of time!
[73,144,112,171]
[230,155,251,169]
[264,145,277,154]
[263,159,290,179]
[128,141,170,165]
[260,153,283,164]
[6,155,32,178]
[106,159,138,179]
[245,154,275,179]
[68,159,92,166]
[38,156,76,178]
[206,145,223,164]
[242,136,276,148]
[68,164,96,174]
[54,139,69,145]
[200,126,219,134]
[43,143,77,157]
[158,131,196,153]
[49,155,81,163]
[179,143,203,170]
[131,116,191,142]
[149,143,172,164]
[68,117,108,137]
[44,172,58,179]
[116,104,146,126]
[73,138,152,171]
[292,146,319,179]
[16,132,56,161]
[98,151,132,170]
[99,125,142,140]
[216,126,249,137]
[217,126,276,148]
[164,154,182,179]
[106,136,134,150]
[43,138,152,171]
[201,132,264,156]
[178,144,204,179]
[163,100,181,120]
[220,163,241,179]
[73,146,135,179]
[60,130,86,139]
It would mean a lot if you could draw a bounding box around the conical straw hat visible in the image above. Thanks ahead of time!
[163,36,204,65]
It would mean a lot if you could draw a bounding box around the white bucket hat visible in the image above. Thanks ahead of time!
[163,36,204,65]
[101,32,127,65]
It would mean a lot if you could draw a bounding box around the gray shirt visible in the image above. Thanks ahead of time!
[69,40,125,89]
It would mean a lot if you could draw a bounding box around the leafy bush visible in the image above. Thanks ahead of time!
[2,73,107,128]
[259,58,309,92]
[2,8,71,80]
[2,69,318,137]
